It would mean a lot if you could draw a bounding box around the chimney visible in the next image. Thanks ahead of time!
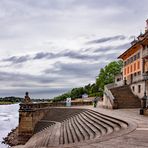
[145,19,148,32]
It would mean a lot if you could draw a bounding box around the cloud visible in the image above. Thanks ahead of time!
[0,0,148,98]
[44,61,106,80]
[87,35,126,44]
[3,55,30,64]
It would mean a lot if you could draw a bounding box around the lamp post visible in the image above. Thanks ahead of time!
[140,72,148,115]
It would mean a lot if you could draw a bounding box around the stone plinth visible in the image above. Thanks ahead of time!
[18,103,49,144]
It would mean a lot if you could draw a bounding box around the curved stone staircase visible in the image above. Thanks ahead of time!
[24,108,128,148]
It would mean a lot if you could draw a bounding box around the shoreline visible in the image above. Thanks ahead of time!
[0,102,16,105]
[2,127,20,147]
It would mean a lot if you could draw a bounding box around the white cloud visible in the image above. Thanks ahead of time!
[0,0,148,98]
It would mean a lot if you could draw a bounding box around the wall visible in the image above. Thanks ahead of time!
[18,105,49,144]
[130,81,145,99]
[123,49,143,83]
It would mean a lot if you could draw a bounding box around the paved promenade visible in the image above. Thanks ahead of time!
[74,105,148,148]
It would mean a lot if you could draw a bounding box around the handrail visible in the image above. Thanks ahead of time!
[104,85,115,106]
[106,83,118,89]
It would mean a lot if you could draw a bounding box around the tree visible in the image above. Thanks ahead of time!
[53,60,123,101]
[96,60,123,92]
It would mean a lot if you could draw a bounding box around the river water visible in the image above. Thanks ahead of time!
[0,104,19,148]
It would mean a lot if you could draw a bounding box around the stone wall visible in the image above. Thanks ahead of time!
[130,81,145,99]
[18,104,49,144]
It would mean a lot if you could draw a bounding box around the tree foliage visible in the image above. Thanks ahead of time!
[53,60,123,102]
[96,60,123,90]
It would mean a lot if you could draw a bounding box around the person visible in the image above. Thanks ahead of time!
[23,92,32,103]
[93,97,98,108]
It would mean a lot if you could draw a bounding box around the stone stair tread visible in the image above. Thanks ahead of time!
[67,118,79,143]
[48,122,61,146]
[66,120,74,143]
[88,110,128,128]
[70,117,84,142]
[73,114,89,140]
[77,113,96,139]
[83,111,120,132]
[110,85,141,109]
[79,113,102,135]
[75,113,94,140]
[82,112,112,135]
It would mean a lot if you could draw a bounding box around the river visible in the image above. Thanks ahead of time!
[0,104,19,148]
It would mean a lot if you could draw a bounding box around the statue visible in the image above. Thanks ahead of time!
[23,92,32,103]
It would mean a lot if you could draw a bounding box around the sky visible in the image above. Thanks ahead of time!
[0,0,148,99]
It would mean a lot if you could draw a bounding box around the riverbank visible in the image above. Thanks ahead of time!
[2,127,20,147]
[0,104,19,148]
[0,102,15,105]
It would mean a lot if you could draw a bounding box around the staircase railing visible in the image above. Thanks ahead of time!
[103,83,118,109]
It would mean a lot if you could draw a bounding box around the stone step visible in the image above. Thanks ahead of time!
[76,113,96,139]
[23,108,129,147]
[63,120,69,144]
[75,113,94,140]
[72,115,85,141]
[79,113,102,136]
[88,110,128,129]
[73,114,89,141]
[82,112,112,135]
[34,120,55,134]
[66,118,79,144]
[70,116,84,142]
[25,124,54,148]
[110,85,141,109]
[59,122,64,144]
[83,111,119,133]
[85,111,124,131]
[66,119,74,144]
[48,122,61,146]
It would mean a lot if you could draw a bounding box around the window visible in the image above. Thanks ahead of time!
[138,85,141,93]
[124,68,126,75]
[134,55,137,61]
[130,65,132,73]
[132,86,135,92]
[127,67,129,74]
[137,61,140,69]
[134,63,136,71]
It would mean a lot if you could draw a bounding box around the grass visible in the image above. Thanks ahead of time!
[0,101,15,105]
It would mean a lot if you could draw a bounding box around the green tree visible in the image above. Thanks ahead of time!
[96,60,123,92]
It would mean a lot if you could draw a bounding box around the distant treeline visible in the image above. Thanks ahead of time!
[53,60,123,102]
[0,96,23,103]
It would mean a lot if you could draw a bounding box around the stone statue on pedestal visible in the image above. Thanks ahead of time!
[23,92,32,103]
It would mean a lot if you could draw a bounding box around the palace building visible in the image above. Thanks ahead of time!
[103,20,148,109]
[118,19,148,99]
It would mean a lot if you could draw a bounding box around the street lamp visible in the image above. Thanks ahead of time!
[140,72,148,115]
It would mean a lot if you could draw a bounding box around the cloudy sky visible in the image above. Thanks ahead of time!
[0,0,148,99]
